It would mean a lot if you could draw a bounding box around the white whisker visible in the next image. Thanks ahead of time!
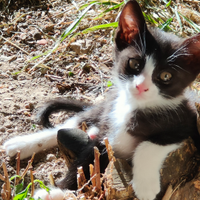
[170,63,190,74]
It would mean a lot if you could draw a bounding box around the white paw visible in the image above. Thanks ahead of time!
[132,176,160,200]
[3,128,58,159]
[34,188,65,200]
[3,135,37,159]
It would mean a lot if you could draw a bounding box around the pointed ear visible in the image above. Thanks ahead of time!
[179,33,200,75]
[184,33,200,56]
[115,0,147,50]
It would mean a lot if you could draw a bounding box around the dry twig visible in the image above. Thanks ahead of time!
[94,146,101,192]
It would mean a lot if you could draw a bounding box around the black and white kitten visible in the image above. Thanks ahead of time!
[3,0,200,199]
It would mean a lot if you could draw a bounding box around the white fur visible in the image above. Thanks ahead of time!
[34,187,65,200]
[109,56,184,159]
[115,56,185,110]
[87,126,100,138]
[132,141,179,200]
[3,116,79,159]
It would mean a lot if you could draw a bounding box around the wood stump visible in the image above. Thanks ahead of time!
[58,130,200,199]
[102,138,200,200]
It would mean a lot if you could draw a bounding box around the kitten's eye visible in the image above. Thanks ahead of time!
[128,59,140,71]
[160,71,172,82]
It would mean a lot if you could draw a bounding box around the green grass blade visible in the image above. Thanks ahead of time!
[179,13,200,32]
[10,175,22,181]
[174,6,182,32]
[80,1,119,10]
[34,179,50,192]
[159,17,173,31]
[82,22,118,33]
[143,12,158,25]
[71,22,118,38]
[94,2,124,19]
[61,3,98,42]
[29,50,51,61]
[28,2,97,70]
[166,0,172,7]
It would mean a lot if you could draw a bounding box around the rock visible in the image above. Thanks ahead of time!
[37,39,48,45]
[44,24,54,32]
[25,102,35,110]
[7,129,14,133]
[46,154,56,161]
[70,39,93,55]
[18,75,27,80]
[5,124,12,128]
[33,32,42,40]
[0,127,6,132]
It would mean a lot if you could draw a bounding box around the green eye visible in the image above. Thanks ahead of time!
[129,59,140,71]
[160,71,172,82]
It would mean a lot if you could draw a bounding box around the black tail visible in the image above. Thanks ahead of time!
[37,99,91,128]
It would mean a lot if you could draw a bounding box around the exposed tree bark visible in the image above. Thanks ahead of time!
[103,159,135,200]
[102,138,200,200]
[59,130,200,199]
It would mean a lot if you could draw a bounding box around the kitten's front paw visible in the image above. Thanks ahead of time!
[3,136,28,157]
[132,177,160,200]
[3,136,36,159]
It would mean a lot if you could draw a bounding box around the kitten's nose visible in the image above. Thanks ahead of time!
[136,84,149,93]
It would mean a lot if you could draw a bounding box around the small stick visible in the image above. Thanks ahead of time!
[1,35,30,55]
[49,172,55,186]
[98,191,105,200]
[1,183,7,200]
[77,166,87,189]
[15,151,21,185]
[81,121,88,132]
[94,147,101,192]
[21,153,35,180]
[104,137,115,162]
[104,138,128,187]
[89,164,96,187]
[0,174,5,182]
[184,0,200,4]
[2,162,11,200]
[30,166,34,197]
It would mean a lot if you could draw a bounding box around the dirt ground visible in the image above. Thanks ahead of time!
[1,0,200,199]
[0,0,113,191]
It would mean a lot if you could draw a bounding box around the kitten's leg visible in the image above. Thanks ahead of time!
[132,141,179,200]
[3,116,79,159]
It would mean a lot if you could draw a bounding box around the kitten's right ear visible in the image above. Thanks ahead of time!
[115,0,147,51]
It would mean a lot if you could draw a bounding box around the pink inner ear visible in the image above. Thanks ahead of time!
[120,15,139,44]
[118,0,146,44]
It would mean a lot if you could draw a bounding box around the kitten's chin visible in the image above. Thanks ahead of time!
[132,90,149,100]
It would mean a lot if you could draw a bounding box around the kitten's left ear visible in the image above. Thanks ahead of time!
[115,0,147,50]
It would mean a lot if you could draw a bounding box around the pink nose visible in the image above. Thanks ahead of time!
[136,84,149,93]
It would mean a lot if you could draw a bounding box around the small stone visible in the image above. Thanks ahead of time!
[44,24,54,32]
[46,154,56,161]
[18,75,27,80]
[33,32,42,40]
[7,129,14,133]
[25,102,35,110]
[5,124,12,128]
[37,39,48,45]
[70,39,93,55]
[14,104,20,110]
[0,127,6,132]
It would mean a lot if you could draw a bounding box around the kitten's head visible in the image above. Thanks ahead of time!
[114,0,200,109]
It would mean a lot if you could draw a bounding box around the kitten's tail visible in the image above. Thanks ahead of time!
[38,99,91,128]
